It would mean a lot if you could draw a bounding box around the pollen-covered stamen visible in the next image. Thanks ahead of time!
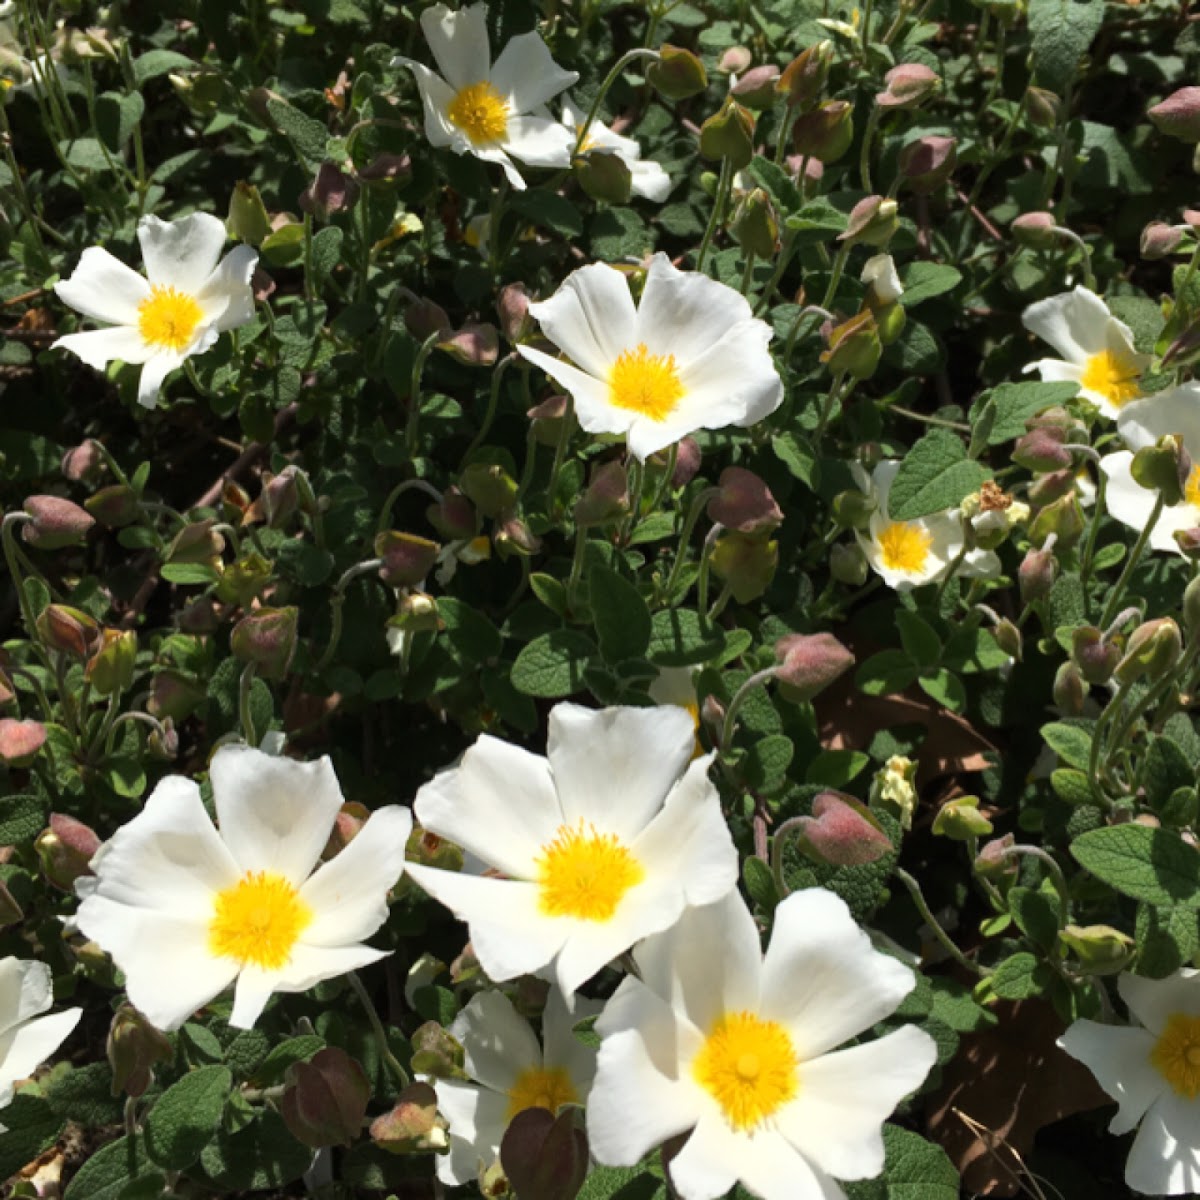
[505,1065,578,1119]
[692,1010,799,1131]
[1079,348,1142,408]
[608,343,685,422]
[877,520,933,573]
[534,820,644,921]
[1152,1012,1200,1099]
[209,871,312,969]
[137,286,204,352]
[1185,465,1200,512]
[446,80,510,145]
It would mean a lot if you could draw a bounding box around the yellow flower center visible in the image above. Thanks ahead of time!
[1079,349,1142,408]
[692,1010,799,1131]
[505,1065,578,1120]
[1152,1012,1200,1098]
[534,820,644,922]
[137,285,204,352]
[209,871,312,970]
[1185,465,1200,512]
[877,520,932,573]
[446,80,510,145]
[608,343,685,423]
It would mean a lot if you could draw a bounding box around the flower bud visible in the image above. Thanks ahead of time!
[830,541,869,585]
[1053,661,1086,716]
[672,438,703,488]
[840,197,899,249]
[107,1005,173,1098]
[778,41,832,108]
[323,801,369,860]
[793,791,893,866]
[166,519,224,566]
[1114,617,1183,685]
[975,833,1018,881]
[1058,924,1136,975]
[731,64,781,109]
[214,552,273,609]
[729,187,780,258]
[831,489,876,530]
[932,795,994,840]
[1027,466,1077,506]
[1025,87,1063,127]
[792,99,853,162]
[358,151,413,185]
[22,495,95,550]
[408,824,465,873]
[405,297,452,341]
[370,1081,450,1154]
[497,282,534,344]
[1013,425,1072,473]
[230,606,299,680]
[718,47,754,75]
[1028,492,1085,551]
[389,591,441,637]
[991,617,1022,661]
[0,718,46,768]
[1141,221,1186,261]
[61,439,104,484]
[36,813,100,890]
[282,1047,370,1149]
[439,321,499,368]
[1072,626,1121,685]
[699,97,756,168]
[870,754,917,831]
[710,532,779,603]
[500,1107,589,1200]
[1184,575,1200,639]
[1011,211,1057,249]
[1149,87,1200,143]
[821,309,881,380]
[227,181,273,246]
[85,483,140,528]
[460,462,518,518]
[375,531,440,587]
[146,716,179,762]
[773,632,854,701]
[1131,434,1191,505]
[646,44,708,101]
[260,467,301,530]
[707,468,783,534]
[859,256,904,312]
[529,393,571,447]
[298,162,359,221]
[426,488,477,541]
[898,134,957,193]
[574,148,633,205]
[574,460,629,528]
[1163,318,1200,371]
[0,879,23,927]
[35,604,102,658]
[409,1020,466,1078]
[86,628,137,696]
[876,63,940,109]
[1019,543,1059,605]
[494,515,542,559]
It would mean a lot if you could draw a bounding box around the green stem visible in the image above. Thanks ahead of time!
[571,49,661,157]
[661,487,720,602]
[1001,845,1071,922]
[695,158,734,275]
[751,228,799,317]
[1100,493,1164,629]
[346,972,409,1088]
[315,560,385,672]
[718,666,778,754]
[820,242,852,310]
[545,393,575,515]
[1079,468,1107,598]
[460,354,515,468]
[2,514,38,638]
[894,867,982,975]
[566,524,588,611]
[859,107,881,193]
[238,663,258,746]
[376,478,443,538]
[404,331,441,458]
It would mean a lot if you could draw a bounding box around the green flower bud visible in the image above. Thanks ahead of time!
[460,462,518,519]
[35,604,102,659]
[646,44,708,101]
[1053,661,1086,716]
[375,531,441,587]
[777,41,832,109]
[1072,626,1120,685]
[709,532,779,603]
[1114,617,1183,685]
[792,99,853,163]
[22,495,95,550]
[729,188,780,259]
[85,628,137,696]
[830,541,869,585]
[932,795,994,840]
[214,552,274,609]
[107,1004,173,1098]
[1131,434,1191,505]
[573,149,633,205]
[898,135,957,194]
[85,484,140,528]
[839,195,899,248]
[1028,492,1085,551]
[230,606,299,680]
[699,97,756,168]
[821,309,882,380]
[1058,924,1136,975]
[1025,87,1062,127]
[831,489,877,530]
[227,181,273,247]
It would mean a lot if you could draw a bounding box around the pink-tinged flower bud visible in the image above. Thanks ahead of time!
[166,519,224,566]
[86,628,137,696]
[405,297,452,341]
[1013,425,1072,473]
[707,467,783,533]
[718,46,753,74]
[1115,617,1183,685]
[793,791,893,866]
[710,532,778,603]
[35,604,102,659]
[731,64,781,109]
[574,460,630,528]
[298,162,359,221]
[439,321,499,368]
[259,466,301,530]
[179,596,219,634]
[975,833,1018,881]
[375,531,441,587]
[36,813,100,890]
[1132,434,1191,504]
[876,62,939,109]
[778,41,832,108]
[85,484,139,529]
[22,495,95,550]
[282,1047,371,1148]
[358,152,412,185]
[1149,87,1200,143]
[820,309,881,380]
[501,1108,589,1200]
[1053,661,1086,716]
[409,1020,466,1078]
[1072,625,1119,685]
[773,632,854,701]
[61,439,104,484]
[699,97,756,168]
[899,135,957,193]
[460,462,518,519]
[830,541,869,585]
[230,606,299,680]
[1019,544,1059,605]
[1141,221,1185,260]
[529,393,570,447]
[426,488,477,541]
[1026,467,1076,506]
[1011,210,1057,249]
[146,716,178,761]
[0,878,23,927]
[729,187,780,258]
[792,99,853,162]
[324,801,369,860]
[574,149,634,205]
[495,515,542,559]
[672,438,703,488]
[1025,86,1062,128]
[498,282,534,344]
[370,1082,449,1154]
[107,1004,174,1098]
[932,794,993,840]
[1028,492,1084,551]
[407,824,464,873]
[991,617,1022,661]
[839,195,899,247]
[0,718,46,767]
[700,693,725,739]
[647,44,708,101]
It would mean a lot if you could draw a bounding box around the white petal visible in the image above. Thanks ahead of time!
[394,58,462,149]
[137,213,228,294]
[515,345,627,435]
[1057,1020,1161,1135]
[421,1,490,92]
[502,114,575,168]
[471,141,528,189]
[667,1116,744,1200]
[54,246,149,325]
[527,262,639,378]
[405,865,568,983]
[1100,451,1189,553]
[435,1080,508,1186]
[1021,287,1113,363]
[1025,356,1084,394]
[0,959,51,1036]
[490,32,577,114]
[413,735,562,879]
[450,990,541,1093]
[671,319,783,430]
[196,244,258,333]
[0,1008,82,1092]
[542,987,601,1093]
[1126,1089,1200,1196]
[630,159,672,203]
[546,703,696,838]
[553,917,649,998]
[759,889,917,1059]
[210,746,346,887]
[776,1026,937,1181]
[52,326,155,370]
[1117,384,1200,455]
[735,1130,847,1200]
[136,352,186,409]
[1119,969,1200,1037]
[298,805,412,947]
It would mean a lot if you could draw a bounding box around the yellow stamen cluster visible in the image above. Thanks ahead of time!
[1152,1012,1200,1099]
[209,871,312,970]
[137,286,204,352]
[447,80,509,145]
[505,1065,578,1119]
[607,344,685,422]
[1080,348,1142,408]
[692,1010,799,1131]
[877,521,932,574]
[534,821,644,922]
[1185,465,1200,512]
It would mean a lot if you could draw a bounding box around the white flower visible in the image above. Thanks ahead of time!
[0,959,81,1130]
[1059,969,1200,1194]
[854,461,1000,591]
[74,745,412,1032]
[433,987,598,1186]
[52,213,257,409]
[1099,383,1200,554]
[559,98,671,202]
[587,888,937,1200]
[405,703,739,998]
[392,2,577,191]
[861,253,903,303]
[516,253,784,460]
[1021,286,1150,420]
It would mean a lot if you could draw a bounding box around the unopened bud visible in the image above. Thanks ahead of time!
[1058,924,1136,975]
[1027,467,1077,506]
[1149,87,1200,143]
[899,135,957,193]
[792,99,853,163]
[0,718,46,768]
[85,628,137,696]
[1019,544,1059,604]
[375,531,440,587]
[574,460,629,528]
[371,1081,449,1154]
[830,541,869,585]
[35,604,102,658]
[166,519,223,566]
[840,197,899,248]
[1131,435,1191,505]
[933,795,994,840]
[1011,211,1057,249]
[409,1020,466,1078]
[107,1005,173,1098]
[390,591,440,637]
[494,515,541,559]
[876,62,940,109]
[574,148,633,204]
[773,632,854,701]
[85,484,139,528]
[1014,425,1072,473]
[529,393,570,447]
[731,64,781,109]
[215,552,273,609]
[718,47,753,75]
[298,162,359,221]
[1028,492,1085,551]
[1114,617,1183,685]
[1176,527,1200,557]
[646,44,708,101]
[991,618,1022,661]
[36,813,100,890]
[497,282,534,344]
[358,152,413,185]
[1053,661,1086,716]
[501,1107,589,1200]
[61,439,104,483]
[460,462,518,518]
[778,41,832,108]
[1184,575,1200,637]
[282,1047,370,1148]
[1072,626,1120,685]
[821,309,881,380]
[408,824,464,872]
[708,467,783,533]
[22,495,95,550]
[230,606,299,680]
[1025,87,1063,127]
[146,716,178,761]
[831,489,876,530]
[1141,221,1185,260]
[405,297,452,341]
[859,251,903,303]
[710,532,779,603]
[672,438,702,488]
[729,187,780,258]
[426,489,477,541]
[793,791,892,866]
[975,833,1018,881]
[260,467,301,529]
[699,97,756,168]
[439,321,499,368]
[227,181,273,246]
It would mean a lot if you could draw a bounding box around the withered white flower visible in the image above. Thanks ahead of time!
[1059,969,1200,1195]
[860,253,903,303]
[74,746,412,1032]
[392,2,577,191]
[587,888,937,1200]
[516,253,784,460]
[52,213,257,409]
[1021,285,1150,419]
[406,703,739,998]
[433,987,599,1186]
[0,959,81,1130]
[559,98,671,202]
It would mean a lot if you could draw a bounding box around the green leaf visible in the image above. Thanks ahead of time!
[1136,903,1199,978]
[589,565,652,663]
[1142,736,1193,811]
[576,1164,666,1200]
[438,597,503,665]
[970,381,1081,446]
[743,855,779,911]
[509,190,585,238]
[805,749,870,787]
[197,1109,312,1191]
[96,92,145,151]
[254,1034,326,1085]
[1072,825,1200,907]
[742,734,794,789]
[898,262,962,307]
[1050,768,1093,807]
[64,1135,154,1200]
[887,430,989,520]
[771,431,817,488]
[647,608,725,666]
[918,668,965,712]
[876,1125,960,1200]
[45,1062,124,1126]
[62,136,114,171]
[266,98,329,166]
[276,540,334,586]
[857,649,918,697]
[989,951,1054,1000]
[133,49,196,83]
[0,1095,64,1182]
[143,1065,232,1170]
[1009,886,1062,949]
[745,154,803,214]
[0,793,46,843]
[310,225,343,284]
[1028,0,1104,85]
[896,610,940,667]
[530,572,568,617]
[510,631,596,697]
[629,512,676,545]
[785,198,847,243]
[1041,721,1093,771]
[160,562,221,586]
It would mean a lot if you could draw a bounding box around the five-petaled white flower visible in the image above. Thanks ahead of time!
[405,703,739,998]
[392,2,577,191]
[854,460,1000,591]
[587,888,937,1200]
[516,253,784,460]
[73,745,412,1032]
[1021,285,1150,420]
[1059,968,1200,1195]
[559,98,671,202]
[433,986,599,1187]
[1099,384,1200,555]
[0,958,82,1131]
[52,212,257,410]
